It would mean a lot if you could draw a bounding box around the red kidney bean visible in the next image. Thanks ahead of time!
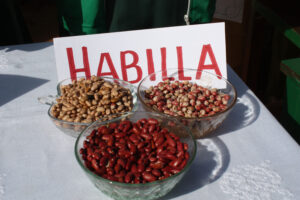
[123,151,131,158]
[137,163,145,173]
[117,158,126,168]
[165,134,176,148]
[138,118,147,124]
[151,169,161,177]
[179,159,187,169]
[150,160,165,169]
[87,147,93,156]
[148,125,156,133]
[114,142,124,149]
[98,141,106,149]
[115,170,125,178]
[142,172,157,182]
[156,146,164,154]
[177,141,183,151]
[131,164,137,173]
[162,140,169,148]
[107,157,116,168]
[185,152,190,160]
[149,156,157,163]
[150,140,155,149]
[160,128,168,134]
[106,147,115,155]
[148,118,158,125]
[80,118,190,184]
[101,127,112,135]
[136,122,143,130]
[125,160,132,171]
[157,156,168,163]
[94,137,101,144]
[92,152,100,160]
[107,175,117,182]
[114,163,121,174]
[97,126,104,134]
[169,168,181,174]
[167,146,177,154]
[141,127,147,134]
[153,135,159,143]
[132,125,140,134]
[137,158,143,165]
[107,167,115,176]
[129,134,139,144]
[115,132,126,139]
[141,133,152,141]
[169,158,182,168]
[163,171,171,178]
[137,142,145,150]
[155,136,164,147]
[87,155,93,162]
[99,157,108,167]
[119,138,126,144]
[144,146,152,153]
[164,153,177,161]
[95,166,106,176]
[183,143,188,151]
[145,167,152,172]
[128,145,137,155]
[101,150,110,158]
[108,123,118,129]
[123,124,131,132]
[134,173,142,184]
[83,141,89,148]
[176,150,184,158]
[125,172,133,183]
[169,132,179,141]
[102,134,110,141]
[91,159,100,171]
[79,148,85,155]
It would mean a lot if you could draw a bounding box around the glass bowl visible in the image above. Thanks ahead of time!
[75,111,196,200]
[137,68,237,138]
[47,76,138,138]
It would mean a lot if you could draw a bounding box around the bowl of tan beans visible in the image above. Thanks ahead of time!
[48,76,137,138]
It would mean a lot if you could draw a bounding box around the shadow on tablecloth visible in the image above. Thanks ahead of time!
[206,67,261,136]
[162,137,230,199]
[0,74,49,106]
[209,91,261,137]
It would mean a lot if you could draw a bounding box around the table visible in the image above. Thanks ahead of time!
[0,42,299,200]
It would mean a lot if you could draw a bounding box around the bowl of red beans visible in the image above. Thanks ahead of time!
[138,68,237,138]
[75,111,196,200]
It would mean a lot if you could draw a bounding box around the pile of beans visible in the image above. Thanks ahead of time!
[80,118,189,183]
[51,76,133,123]
[144,79,230,118]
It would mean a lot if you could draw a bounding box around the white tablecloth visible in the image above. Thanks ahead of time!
[0,42,299,200]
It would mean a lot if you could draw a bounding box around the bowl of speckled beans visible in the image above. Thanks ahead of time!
[138,68,237,138]
[47,76,138,138]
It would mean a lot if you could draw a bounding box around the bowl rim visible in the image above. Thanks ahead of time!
[137,68,237,121]
[74,111,197,187]
[56,75,137,96]
[48,76,138,126]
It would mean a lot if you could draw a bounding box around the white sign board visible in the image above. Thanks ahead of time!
[53,22,227,87]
